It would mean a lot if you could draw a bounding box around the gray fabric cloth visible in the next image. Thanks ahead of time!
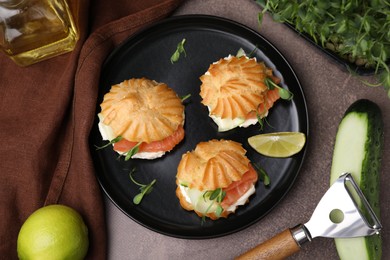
[105,0,390,259]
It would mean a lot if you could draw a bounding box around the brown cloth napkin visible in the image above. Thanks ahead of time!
[0,0,182,258]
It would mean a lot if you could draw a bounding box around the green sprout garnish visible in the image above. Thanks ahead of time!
[264,77,294,100]
[201,188,226,223]
[95,136,123,150]
[256,0,390,97]
[255,97,273,131]
[253,163,271,187]
[236,46,258,58]
[95,136,140,161]
[129,168,156,205]
[256,109,265,131]
[247,46,259,58]
[209,188,226,217]
[180,94,191,102]
[171,38,187,64]
[257,12,265,29]
[124,142,142,161]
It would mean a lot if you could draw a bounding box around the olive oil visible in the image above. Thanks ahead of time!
[0,0,79,66]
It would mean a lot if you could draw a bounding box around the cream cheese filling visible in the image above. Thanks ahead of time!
[97,113,166,159]
[203,55,266,132]
[209,111,259,132]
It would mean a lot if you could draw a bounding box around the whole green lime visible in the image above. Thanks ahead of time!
[17,204,89,260]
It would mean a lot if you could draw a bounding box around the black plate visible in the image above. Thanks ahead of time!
[90,15,309,239]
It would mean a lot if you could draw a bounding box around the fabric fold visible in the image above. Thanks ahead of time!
[0,0,182,258]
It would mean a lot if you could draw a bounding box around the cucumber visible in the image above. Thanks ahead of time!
[330,99,384,260]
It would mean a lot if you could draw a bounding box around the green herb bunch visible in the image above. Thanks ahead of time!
[201,188,226,222]
[256,0,390,97]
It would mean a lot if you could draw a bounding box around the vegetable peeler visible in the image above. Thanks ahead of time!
[236,173,382,260]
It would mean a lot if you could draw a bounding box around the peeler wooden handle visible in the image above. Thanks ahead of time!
[235,229,301,260]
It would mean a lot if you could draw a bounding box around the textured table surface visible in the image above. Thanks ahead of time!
[105,0,390,259]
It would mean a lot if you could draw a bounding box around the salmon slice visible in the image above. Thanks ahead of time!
[113,125,185,153]
[246,89,280,119]
[221,163,258,209]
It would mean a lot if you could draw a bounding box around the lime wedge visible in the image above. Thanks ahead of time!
[248,132,306,158]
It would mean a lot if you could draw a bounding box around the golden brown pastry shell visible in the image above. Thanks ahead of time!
[200,56,275,119]
[176,139,250,191]
[100,78,184,143]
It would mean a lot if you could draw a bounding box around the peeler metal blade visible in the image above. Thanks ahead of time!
[236,173,382,260]
[298,173,382,243]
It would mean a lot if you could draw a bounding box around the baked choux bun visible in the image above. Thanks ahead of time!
[176,139,258,220]
[200,55,280,132]
[98,78,185,159]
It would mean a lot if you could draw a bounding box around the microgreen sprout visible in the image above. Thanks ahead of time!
[129,168,156,205]
[179,182,188,188]
[253,163,271,187]
[180,94,191,102]
[124,142,142,161]
[236,46,258,58]
[171,38,187,64]
[256,112,264,131]
[264,77,293,100]
[255,98,273,131]
[201,188,226,223]
[257,12,265,29]
[255,0,390,97]
[95,136,123,150]
[256,109,267,131]
[247,45,259,58]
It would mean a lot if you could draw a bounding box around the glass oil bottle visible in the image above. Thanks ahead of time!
[0,0,79,66]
